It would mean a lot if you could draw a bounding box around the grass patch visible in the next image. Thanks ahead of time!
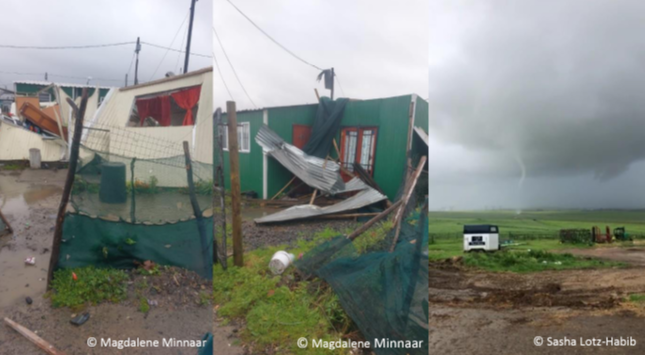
[49,267,128,310]
[627,294,645,303]
[463,249,623,273]
[213,223,397,354]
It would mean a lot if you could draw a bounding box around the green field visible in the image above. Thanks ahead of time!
[429,210,645,265]
[428,210,645,238]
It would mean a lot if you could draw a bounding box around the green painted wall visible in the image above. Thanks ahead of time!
[412,96,429,165]
[334,95,414,200]
[221,110,264,195]
[14,83,109,102]
[220,95,429,202]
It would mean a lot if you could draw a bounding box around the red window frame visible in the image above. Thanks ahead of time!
[340,126,378,176]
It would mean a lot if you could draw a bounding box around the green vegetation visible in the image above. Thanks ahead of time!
[627,293,645,303]
[0,163,25,170]
[463,249,623,273]
[428,210,645,238]
[138,296,150,313]
[49,267,128,310]
[428,210,639,273]
[429,238,587,260]
[213,223,394,355]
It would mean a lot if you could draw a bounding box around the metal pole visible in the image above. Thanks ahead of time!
[134,37,141,85]
[184,0,198,74]
[125,74,128,87]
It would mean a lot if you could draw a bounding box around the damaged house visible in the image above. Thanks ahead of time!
[218,94,429,222]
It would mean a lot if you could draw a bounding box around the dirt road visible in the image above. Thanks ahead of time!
[430,249,645,354]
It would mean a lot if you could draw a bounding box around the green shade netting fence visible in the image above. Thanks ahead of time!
[296,199,429,355]
[57,123,213,278]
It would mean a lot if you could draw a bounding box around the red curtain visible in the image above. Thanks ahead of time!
[171,86,201,126]
[136,95,171,126]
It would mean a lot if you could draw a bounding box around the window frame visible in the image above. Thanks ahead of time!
[220,122,251,153]
[340,126,378,175]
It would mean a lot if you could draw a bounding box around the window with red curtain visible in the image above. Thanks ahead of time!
[136,95,171,126]
[170,86,201,126]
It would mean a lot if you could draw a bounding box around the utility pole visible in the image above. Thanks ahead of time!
[330,67,335,100]
[184,0,198,74]
[45,72,48,81]
[226,101,243,267]
[125,74,128,87]
[134,37,141,85]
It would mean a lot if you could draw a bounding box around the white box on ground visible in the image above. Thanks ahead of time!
[463,225,500,252]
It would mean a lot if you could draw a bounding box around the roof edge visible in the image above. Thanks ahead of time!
[119,66,213,92]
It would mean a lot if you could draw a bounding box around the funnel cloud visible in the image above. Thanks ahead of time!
[428,0,645,209]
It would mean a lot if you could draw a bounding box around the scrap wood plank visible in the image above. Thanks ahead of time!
[4,318,65,355]
[352,163,385,195]
[389,156,427,252]
[271,176,296,200]
[347,200,402,241]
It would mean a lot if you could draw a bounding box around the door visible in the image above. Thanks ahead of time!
[292,124,312,149]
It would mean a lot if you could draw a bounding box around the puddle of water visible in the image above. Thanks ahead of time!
[0,173,62,308]
[242,206,281,221]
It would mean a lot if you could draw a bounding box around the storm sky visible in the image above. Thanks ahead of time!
[428,0,645,210]
[212,0,428,110]
[0,0,212,89]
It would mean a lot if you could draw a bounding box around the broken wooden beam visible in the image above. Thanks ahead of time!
[389,156,427,252]
[4,318,65,355]
[47,89,88,289]
[271,176,296,200]
[347,200,402,241]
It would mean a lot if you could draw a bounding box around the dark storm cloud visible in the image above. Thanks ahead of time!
[428,0,645,181]
[0,0,212,88]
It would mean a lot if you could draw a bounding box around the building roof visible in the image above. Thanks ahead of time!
[120,66,212,92]
[13,80,114,90]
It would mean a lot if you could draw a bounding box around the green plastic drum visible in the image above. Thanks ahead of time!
[99,162,127,204]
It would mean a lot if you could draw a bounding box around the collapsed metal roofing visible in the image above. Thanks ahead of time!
[254,124,388,223]
[255,125,370,195]
[255,188,387,224]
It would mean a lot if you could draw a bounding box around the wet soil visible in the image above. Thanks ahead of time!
[430,250,645,354]
[241,218,356,251]
[0,169,236,354]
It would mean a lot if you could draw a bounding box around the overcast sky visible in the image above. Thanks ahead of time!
[212,0,428,110]
[428,0,645,210]
[0,0,212,89]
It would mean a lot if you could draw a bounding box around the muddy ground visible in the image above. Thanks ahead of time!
[0,169,229,355]
[430,248,645,354]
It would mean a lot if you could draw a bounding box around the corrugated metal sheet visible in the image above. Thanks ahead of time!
[255,188,387,224]
[256,125,369,194]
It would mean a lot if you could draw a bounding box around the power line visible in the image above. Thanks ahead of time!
[0,41,135,50]
[225,0,322,71]
[212,51,235,101]
[141,41,211,58]
[150,11,190,80]
[212,26,256,107]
